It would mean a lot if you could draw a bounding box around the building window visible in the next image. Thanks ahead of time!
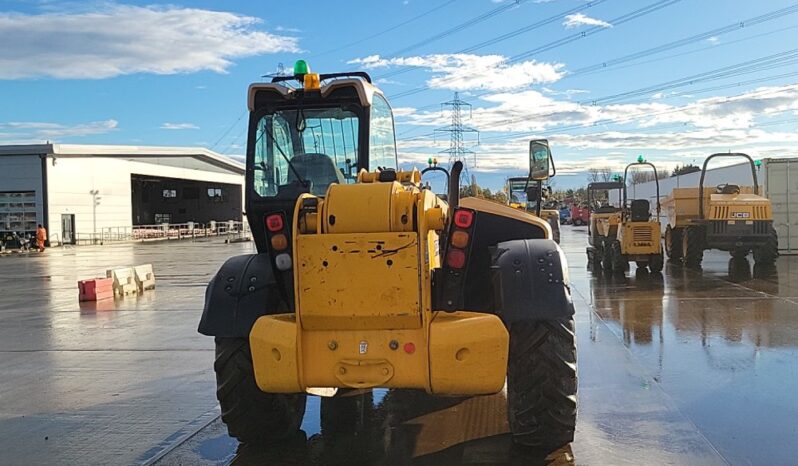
[154,213,171,224]
[183,187,199,199]
[207,188,223,201]
[162,189,177,198]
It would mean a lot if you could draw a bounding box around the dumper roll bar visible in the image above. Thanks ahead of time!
[623,162,661,218]
[587,181,624,211]
[698,153,759,219]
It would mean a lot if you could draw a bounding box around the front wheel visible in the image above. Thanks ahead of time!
[753,227,779,266]
[682,226,704,269]
[665,226,682,260]
[610,240,627,273]
[648,252,664,273]
[215,337,307,444]
[507,319,577,449]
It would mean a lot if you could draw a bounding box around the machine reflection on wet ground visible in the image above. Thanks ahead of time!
[3,227,798,465]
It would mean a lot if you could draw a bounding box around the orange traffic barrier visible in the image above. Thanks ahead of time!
[78,278,114,301]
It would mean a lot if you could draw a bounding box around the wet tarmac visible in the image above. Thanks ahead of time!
[2,229,797,465]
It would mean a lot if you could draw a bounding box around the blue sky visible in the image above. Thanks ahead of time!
[2,0,798,190]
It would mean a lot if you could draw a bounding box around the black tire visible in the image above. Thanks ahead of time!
[573,218,582,226]
[753,227,779,266]
[665,226,682,260]
[215,337,307,444]
[601,243,613,271]
[610,240,626,273]
[507,319,577,450]
[731,247,749,259]
[649,252,664,273]
[589,248,602,270]
[682,226,704,269]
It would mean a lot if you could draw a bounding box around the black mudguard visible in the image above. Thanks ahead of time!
[198,253,289,337]
[490,239,574,324]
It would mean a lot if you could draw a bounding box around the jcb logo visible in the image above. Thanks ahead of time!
[731,212,750,218]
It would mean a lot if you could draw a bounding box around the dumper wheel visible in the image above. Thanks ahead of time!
[665,226,682,260]
[507,318,577,450]
[601,244,613,271]
[610,240,627,273]
[215,337,307,444]
[753,227,779,266]
[682,226,704,268]
[649,253,664,273]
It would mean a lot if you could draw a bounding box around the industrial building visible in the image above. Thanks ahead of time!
[616,157,798,253]
[0,144,244,245]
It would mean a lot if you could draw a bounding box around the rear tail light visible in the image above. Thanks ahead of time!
[266,214,284,232]
[275,253,292,271]
[453,209,474,228]
[270,233,288,251]
[450,230,469,248]
[446,249,466,269]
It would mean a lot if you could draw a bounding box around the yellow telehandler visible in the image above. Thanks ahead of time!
[198,61,577,449]
[663,153,778,268]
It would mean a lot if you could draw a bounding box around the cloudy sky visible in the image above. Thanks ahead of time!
[2,0,798,189]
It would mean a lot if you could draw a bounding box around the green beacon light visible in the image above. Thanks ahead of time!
[293,60,310,76]
[428,157,434,166]
[755,159,762,168]
[637,155,645,163]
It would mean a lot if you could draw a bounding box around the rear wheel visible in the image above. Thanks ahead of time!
[215,337,307,444]
[665,226,682,260]
[601,243,613,271]
[507,319,577,450]
[649,252,664,273]
[753,227,779,266]
[682,226,704,268]
[731,247,749,259]
[573,218,582,226]
[610,240,626,273]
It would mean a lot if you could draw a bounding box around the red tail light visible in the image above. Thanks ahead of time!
[266,214,284,232]
[453,209,474,228]
[446,249,466,269]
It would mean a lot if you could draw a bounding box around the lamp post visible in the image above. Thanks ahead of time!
[89,190,101,244]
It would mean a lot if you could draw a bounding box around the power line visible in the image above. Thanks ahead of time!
[376,0,611,81]
[387,0,530,59]
[388,0,682,101]
[310,0,457,58]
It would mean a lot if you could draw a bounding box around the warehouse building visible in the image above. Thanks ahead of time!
[615,157,798,253]
[0,144,244,245]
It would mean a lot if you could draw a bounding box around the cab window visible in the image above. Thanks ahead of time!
[369,93,398,170]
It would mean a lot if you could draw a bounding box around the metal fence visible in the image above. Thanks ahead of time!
[68,220,251,246]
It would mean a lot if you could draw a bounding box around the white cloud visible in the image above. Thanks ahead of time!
[0,119,118,143]
[348,53,564,91]
[707,36,719,44]
[563,13,612,29]
[0,5,299,79]
[161,122,199,130]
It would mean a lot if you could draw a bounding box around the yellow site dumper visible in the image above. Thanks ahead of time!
[605,158,664,273]
[663,153,778,268]
[585,181,623,271]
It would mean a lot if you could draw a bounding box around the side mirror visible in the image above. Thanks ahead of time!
[529,139,551,181]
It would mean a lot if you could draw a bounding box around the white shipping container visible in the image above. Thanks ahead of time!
[764,159,798,254]
[611,157,798,254]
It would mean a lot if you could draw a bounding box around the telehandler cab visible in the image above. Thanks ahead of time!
[585,180,623,271]
[663,153,778,268]
[605,158,664,273]
[198,62,577,449]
